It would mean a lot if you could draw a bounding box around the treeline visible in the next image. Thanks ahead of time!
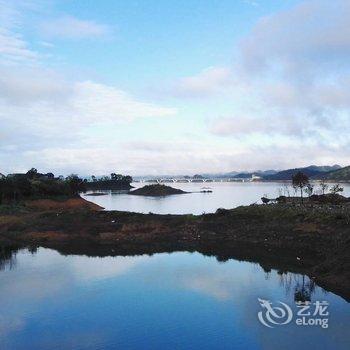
[0,169,134,203]
[86,173,133,190]
[261,171,346,205]
[291,171,344,200]
[0,168,86,203]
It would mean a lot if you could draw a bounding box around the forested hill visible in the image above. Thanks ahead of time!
[318,166,350,181]
[263,165,341,180]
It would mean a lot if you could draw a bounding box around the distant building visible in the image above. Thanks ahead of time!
[251,174,262,181]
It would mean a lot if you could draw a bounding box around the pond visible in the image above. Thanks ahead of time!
[0,247,349,350]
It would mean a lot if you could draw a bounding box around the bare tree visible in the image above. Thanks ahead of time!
[292,184,298,197]
[283,183,290,197]
[292,172,309,202]
[304,183,314,197]
[319,180,328,195]
[277,187,283,197]
[330,184,344,195]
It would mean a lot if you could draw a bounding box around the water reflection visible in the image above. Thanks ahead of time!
[0,245,331,302]
[293,275,316,302]
[0,246,19,271]
[0,246,40,271]
[0,246,349,350]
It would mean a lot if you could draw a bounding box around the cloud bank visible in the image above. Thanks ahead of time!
[0,2,176,174]
[1,0,350,175]
[208,0,350,164]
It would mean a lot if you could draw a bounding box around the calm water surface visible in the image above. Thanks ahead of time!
[0,248,349,350]
[83,182,350,214]
[2,183,350,349]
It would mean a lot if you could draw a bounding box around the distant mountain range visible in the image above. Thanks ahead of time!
[202,165,343,181]
[201,169,278,179]
[231,170,278,179]
[134,164,350,181]
[263,165,341,181]
[318,165,350,181]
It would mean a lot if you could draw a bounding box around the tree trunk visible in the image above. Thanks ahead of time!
[300,187,303,203]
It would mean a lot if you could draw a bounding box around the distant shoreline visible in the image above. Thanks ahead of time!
[132,179,350,184]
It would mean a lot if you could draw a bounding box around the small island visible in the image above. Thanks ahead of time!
[128,184,188,196]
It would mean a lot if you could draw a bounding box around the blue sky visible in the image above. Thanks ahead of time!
[1,0,349,175]
[33,0,297,90]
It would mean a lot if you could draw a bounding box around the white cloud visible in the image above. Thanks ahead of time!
[3,131,350,178]
[161,0,350,170]
[0,67,68,104]
[72,81,175,123]
[210,114,302,137]
[0,28,39,64]
[0,0,25,29]
[169,66,232,98]
[2,0,350,174]
[39,16,112,40]
[17,140,252,175]
[0,2,178,175]
[70,255,146,282]
[240,0,350,76]
[236,0,350,112]
[207,0,350,160]
[38,41,54,48]
[0,68,175,123]
[0,0,42,64]
[0,67,177,173]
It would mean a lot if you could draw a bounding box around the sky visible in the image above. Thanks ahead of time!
[1,0,350,176]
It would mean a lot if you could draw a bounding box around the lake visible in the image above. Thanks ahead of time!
[83,181,350,214]
[0,247,349,350]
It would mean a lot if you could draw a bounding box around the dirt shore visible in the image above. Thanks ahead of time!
[0,197,349,301]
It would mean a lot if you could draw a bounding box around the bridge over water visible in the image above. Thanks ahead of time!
[136,178,249,183]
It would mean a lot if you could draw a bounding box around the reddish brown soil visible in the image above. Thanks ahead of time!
[24,198,104,211]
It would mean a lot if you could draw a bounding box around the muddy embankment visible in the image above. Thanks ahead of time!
[0,197,349,301]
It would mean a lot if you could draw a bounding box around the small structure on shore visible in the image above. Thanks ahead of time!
[200,187,213,193]
[261,197,270,204]
[85,192,108,196]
